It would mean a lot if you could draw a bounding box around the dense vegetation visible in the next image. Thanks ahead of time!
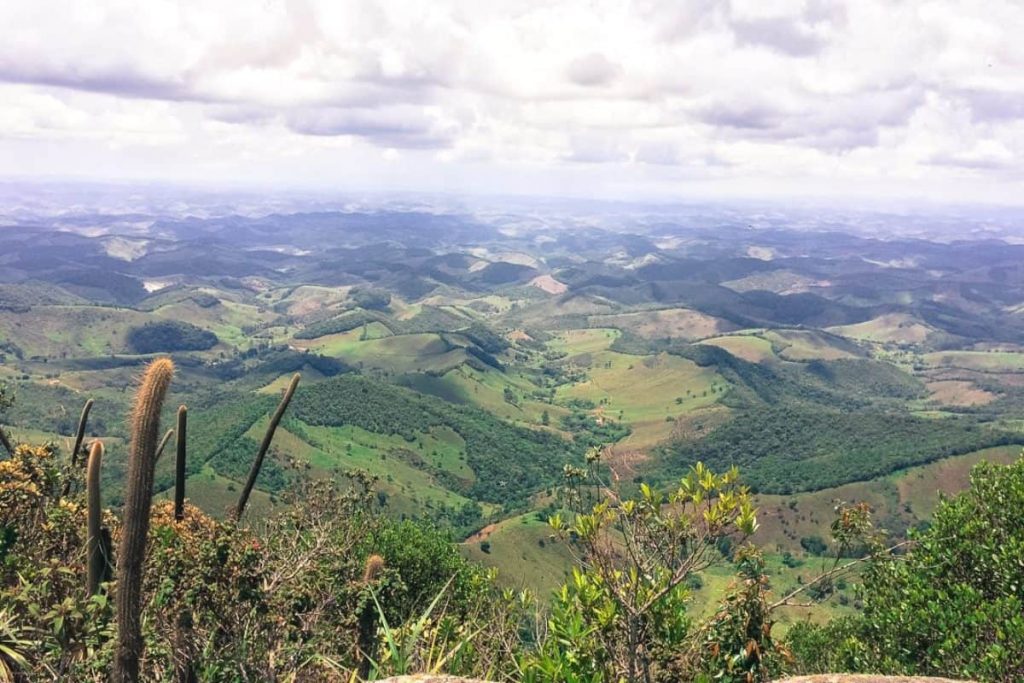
[291,375,578,505]
[293,309,386,339]
[349,287,392,311]
[0,442,512,682]
[8,413,1021,682]
[663,403,1014,493]
[206,346,351,381]
[126,321,218,354]
[668,344,923,410]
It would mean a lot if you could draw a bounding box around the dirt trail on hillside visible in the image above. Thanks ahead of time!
[463,523,498,544]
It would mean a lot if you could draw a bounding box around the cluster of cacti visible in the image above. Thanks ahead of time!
[3,366,411,679]
[65,362,302,681]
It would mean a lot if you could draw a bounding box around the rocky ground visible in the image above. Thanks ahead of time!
[378,676,974,683]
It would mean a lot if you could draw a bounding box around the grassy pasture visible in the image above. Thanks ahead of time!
[401,365,571,428]
[276,285,352,316]
[300,332,469,374]
[257,368,329,394]
[165,463,276,520]
[720,270,823,295]
[751,445,1023,552]
[828,313,936,345]
[0,305,148,358]
[548,328,620,356]
[764,329,862,361]
[924,350,1024,372]
[248,419,478,512]
[151,299,277,349]
[554,347,722,450]
[461,512,574,597]
[587,308,735,341]
[697,334,776,363]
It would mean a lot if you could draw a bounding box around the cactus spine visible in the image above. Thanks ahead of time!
[86,441,105,596]
[114,357,174,683]
[174,406,187,522]
[234,373,300,521]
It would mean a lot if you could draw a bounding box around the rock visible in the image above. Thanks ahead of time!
[379,674,975,683]
[775,676,976,683]
[380,676,974,683]
[377,677,491,683]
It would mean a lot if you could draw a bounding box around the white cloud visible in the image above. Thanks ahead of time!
[0,0,1023,203]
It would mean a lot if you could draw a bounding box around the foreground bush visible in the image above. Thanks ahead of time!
[0,364,533,681]
[522,454,783,683]
[0,444,519,681]
[786,457,1024,682]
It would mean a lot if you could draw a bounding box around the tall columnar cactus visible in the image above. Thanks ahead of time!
[114,357,174,683]
[234,373,300,521]
[70,398,94,469]
[174,405,187,522]
[61,397,96,499]
[62,398,95,497]
[154,429,174,463]
[0,425,13,457]
[86,441,105,597]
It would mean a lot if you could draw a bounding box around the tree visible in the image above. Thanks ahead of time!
[530,451,770,683]
[799,535,828,556]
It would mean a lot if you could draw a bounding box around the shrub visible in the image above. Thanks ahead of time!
[799,535,828,556]
[529,455,776,683]
[786,456,1024,682]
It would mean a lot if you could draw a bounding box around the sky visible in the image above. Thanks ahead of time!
[1,0,1023,204]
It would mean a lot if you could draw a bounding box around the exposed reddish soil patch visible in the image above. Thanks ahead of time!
[529,274,569,294]
[464,523,499,544]
[670,406,732,442]
[926,380,996,407]
[604,447,650,483]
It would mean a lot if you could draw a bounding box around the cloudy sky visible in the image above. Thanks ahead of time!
[1,0,1023,203]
